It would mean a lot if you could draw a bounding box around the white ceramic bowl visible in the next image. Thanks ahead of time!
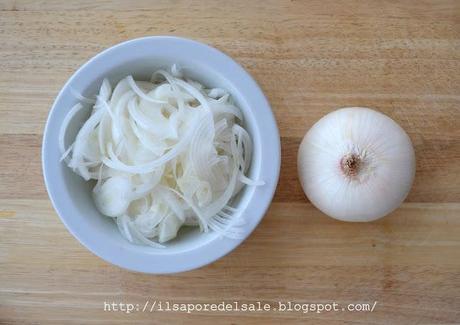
[42,36,280,274]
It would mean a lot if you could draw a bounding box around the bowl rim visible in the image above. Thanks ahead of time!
[42,36,280,274]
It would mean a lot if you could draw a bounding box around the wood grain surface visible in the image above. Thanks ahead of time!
[1,1,459,323]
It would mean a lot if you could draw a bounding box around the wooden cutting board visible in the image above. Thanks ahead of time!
[1,1,459,323]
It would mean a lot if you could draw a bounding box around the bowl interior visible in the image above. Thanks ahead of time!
[51,53,261,256]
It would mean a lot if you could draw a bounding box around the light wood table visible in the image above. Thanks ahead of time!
[1,1,459,323]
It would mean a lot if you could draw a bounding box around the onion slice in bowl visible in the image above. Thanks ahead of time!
[59,66,263,246]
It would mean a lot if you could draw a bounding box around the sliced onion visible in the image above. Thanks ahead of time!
[61,66,263,247]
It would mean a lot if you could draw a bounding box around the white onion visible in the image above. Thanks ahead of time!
[59,66,262,245]
[297,107,416,222]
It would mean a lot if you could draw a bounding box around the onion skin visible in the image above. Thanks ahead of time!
[297,107,416,222]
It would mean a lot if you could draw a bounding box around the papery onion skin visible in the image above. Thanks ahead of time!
[297,107,416,222]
